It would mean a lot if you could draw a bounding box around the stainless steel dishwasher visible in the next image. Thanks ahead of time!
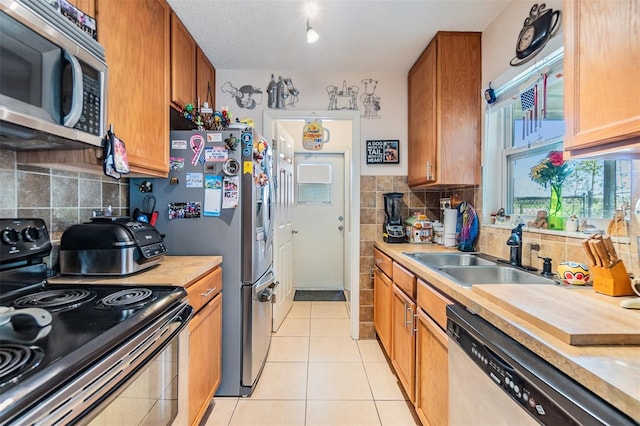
[446,305,635,426]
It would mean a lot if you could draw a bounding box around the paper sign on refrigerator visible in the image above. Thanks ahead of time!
[204,175,222,216]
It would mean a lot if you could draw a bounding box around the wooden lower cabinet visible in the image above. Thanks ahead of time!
[373,266,392,354]
[391,284,416,402]
[188,293,222,425]
[415,308,449,426]
[186,267,223,426]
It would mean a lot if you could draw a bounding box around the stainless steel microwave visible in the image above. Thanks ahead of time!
[0,0,107,150]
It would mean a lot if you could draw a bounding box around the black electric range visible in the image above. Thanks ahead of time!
[0,218,191,425]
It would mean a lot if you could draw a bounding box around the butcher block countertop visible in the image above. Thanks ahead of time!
[375,241,640,422]
[48,256,223,288]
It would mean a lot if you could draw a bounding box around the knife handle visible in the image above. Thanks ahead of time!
[588,239,603,267]
[592,239,610,268]
[602,235,619,262]
[582,239,597,267]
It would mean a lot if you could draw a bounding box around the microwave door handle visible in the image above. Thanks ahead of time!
[62,50,84,128]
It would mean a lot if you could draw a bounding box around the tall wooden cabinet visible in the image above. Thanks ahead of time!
[563,0,640,156]
[186,266,223,426]
[408,32,482,188]
[96,0,170,176]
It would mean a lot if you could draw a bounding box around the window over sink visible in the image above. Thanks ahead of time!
[484,49,632,226]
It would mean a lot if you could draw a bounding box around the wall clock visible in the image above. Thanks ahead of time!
[510,3,561,66]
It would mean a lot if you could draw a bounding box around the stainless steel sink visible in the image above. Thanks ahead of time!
[438,266,557,287]
[403,252,497,267]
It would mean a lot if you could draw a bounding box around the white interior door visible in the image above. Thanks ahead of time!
[293,153,345,290]
[272,125,295,332]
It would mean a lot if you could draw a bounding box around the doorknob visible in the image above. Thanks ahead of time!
[292,229,299,234]
[338,225,344,231]
[338,216,344,221]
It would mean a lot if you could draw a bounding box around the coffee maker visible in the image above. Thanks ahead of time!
[383,192,405,243]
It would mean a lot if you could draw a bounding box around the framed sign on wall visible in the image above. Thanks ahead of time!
[366,139,399,164]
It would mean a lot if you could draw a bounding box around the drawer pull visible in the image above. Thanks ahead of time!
[201,287,217,298]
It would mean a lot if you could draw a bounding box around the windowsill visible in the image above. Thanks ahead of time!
[482,223,631,244]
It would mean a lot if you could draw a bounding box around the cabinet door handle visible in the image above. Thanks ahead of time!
[426,161,433,180]
[403,303,407,328]
[404,303,412,329]
[201,287,217,298]
[407,307,414,336]
[411,310,419,336]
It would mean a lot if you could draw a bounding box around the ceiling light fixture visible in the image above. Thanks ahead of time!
[306,17,319,44]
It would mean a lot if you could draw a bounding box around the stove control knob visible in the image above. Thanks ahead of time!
[1,228,20,245]
[22,226,41,242]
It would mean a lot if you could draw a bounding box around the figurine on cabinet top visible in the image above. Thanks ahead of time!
[528,210,548,229]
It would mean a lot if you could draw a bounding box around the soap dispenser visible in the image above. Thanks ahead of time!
[539,257,553,277]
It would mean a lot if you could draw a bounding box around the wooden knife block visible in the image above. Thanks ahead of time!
[592,261,633,296]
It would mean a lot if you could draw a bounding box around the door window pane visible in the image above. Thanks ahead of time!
[297,183,331,205]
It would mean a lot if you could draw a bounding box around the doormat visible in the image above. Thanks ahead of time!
[294,290,346,301]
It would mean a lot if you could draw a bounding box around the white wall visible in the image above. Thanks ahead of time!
[482,0,563,90]
[216,70,407,176]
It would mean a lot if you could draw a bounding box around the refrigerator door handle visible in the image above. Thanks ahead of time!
[253,270,276,295]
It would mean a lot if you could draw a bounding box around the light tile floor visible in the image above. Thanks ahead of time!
[203,301,420,426]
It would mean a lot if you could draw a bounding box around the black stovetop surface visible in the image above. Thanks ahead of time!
[0,281,187,422]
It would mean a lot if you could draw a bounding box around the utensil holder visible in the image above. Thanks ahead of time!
[592,261,633,296]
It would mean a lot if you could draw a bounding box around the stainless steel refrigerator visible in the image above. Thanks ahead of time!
[130,128,274,396]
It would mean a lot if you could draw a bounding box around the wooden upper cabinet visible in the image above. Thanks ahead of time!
[408,32,481,188]
[96,0,170,176]
[408,42,437,186]
[171,12,196,110]
[196,47,216,110]
[564,0,640,156]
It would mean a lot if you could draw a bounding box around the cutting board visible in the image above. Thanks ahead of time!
[474,284,640,346]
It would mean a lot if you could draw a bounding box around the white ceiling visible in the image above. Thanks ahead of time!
[167,0,512,73]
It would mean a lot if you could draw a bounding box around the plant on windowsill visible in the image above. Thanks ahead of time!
[529,151,572,230]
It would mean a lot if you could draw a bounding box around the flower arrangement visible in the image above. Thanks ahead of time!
[529,151,571,188]
[529,151,571,230]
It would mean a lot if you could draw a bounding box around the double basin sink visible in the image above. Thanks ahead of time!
[403,252,557,288]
